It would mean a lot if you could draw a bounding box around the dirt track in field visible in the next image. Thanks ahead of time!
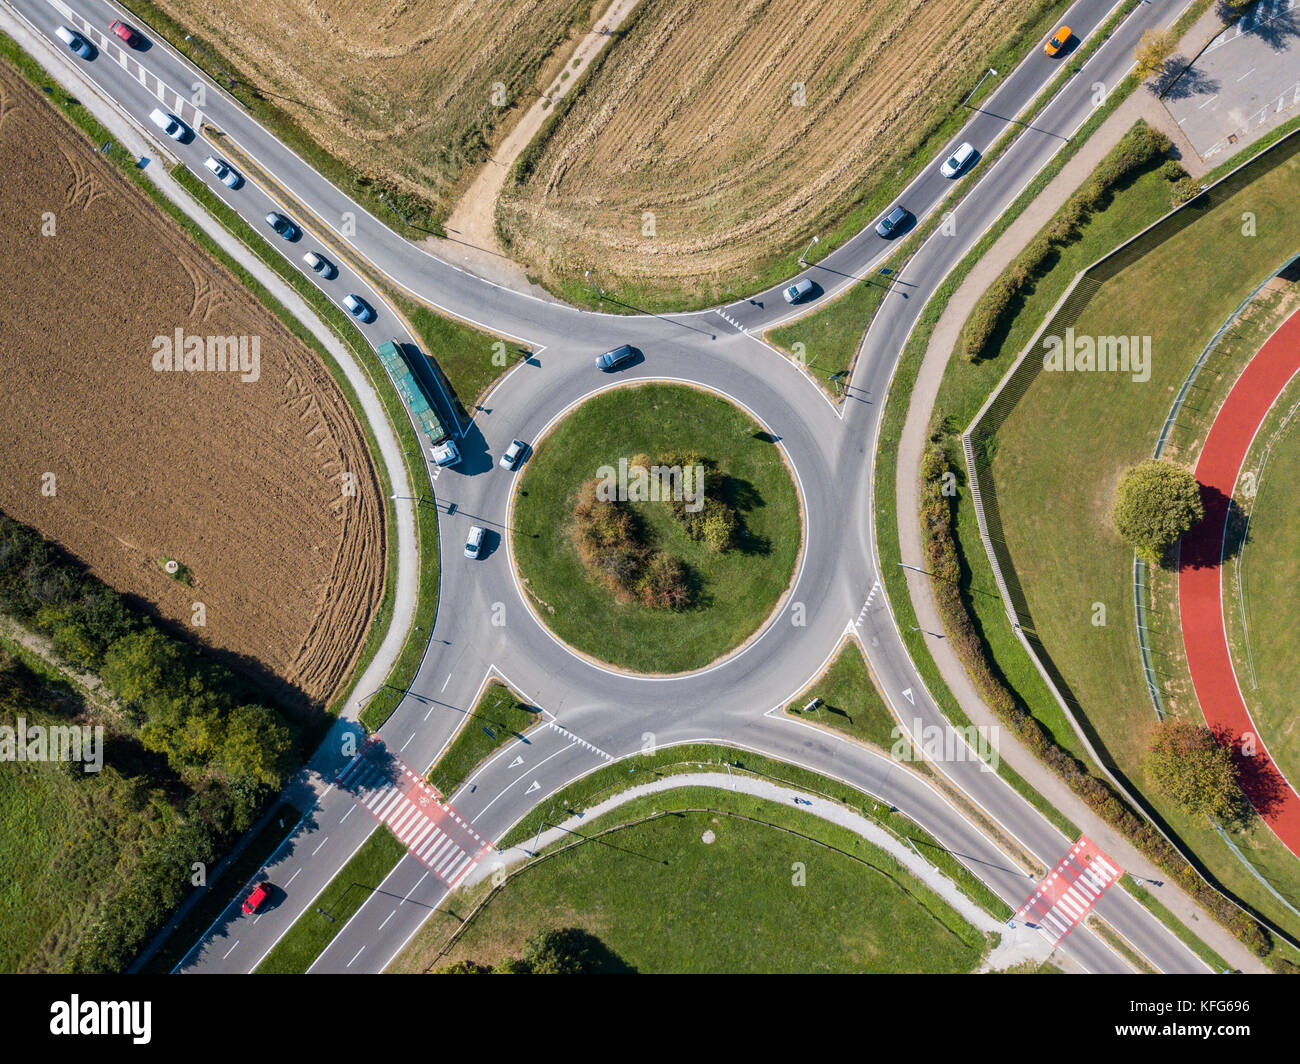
[149,0,596,221]
[497,0,1033,302]
[0,65,383,711]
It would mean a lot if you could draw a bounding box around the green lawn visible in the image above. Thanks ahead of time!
[768,278,889,392]
[395,789,987,973]
[254,826,406,974]
[512,383,801,672]
[786,639,900,750]
[428,681,540,797]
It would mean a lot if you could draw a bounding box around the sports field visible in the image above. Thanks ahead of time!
[497,0,1064,308]
[392,789,987,973]
[986,143,1300,931]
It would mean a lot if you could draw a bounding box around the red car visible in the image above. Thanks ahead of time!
[110,20,142,47]
[242,883,271,915]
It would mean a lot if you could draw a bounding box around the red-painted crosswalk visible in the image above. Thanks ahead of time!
[1017,836,1122,947]
[338,743,490,889]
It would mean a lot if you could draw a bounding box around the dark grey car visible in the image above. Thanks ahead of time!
[875,205,909,238]
[595,344,635,371]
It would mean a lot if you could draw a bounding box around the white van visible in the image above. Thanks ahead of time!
[148,108,186,141]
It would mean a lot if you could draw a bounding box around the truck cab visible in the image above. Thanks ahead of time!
[430,437,461,467]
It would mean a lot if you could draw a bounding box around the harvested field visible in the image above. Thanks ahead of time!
[498,0,1056,306]
[0,65,383,711]
[145,0,597,222]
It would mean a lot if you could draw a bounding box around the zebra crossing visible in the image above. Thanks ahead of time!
[338,746,489,889]
[1016,836,1123,948]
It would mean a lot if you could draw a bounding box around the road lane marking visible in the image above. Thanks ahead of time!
[347,947,365,967]
[378,910,396,930]
[286,868,302,886]
[222,941,239,959]
[311,835,329,856]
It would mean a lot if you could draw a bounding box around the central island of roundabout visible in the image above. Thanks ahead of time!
[508,382,803,675]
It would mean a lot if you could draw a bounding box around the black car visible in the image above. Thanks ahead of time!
[595,344,635,371]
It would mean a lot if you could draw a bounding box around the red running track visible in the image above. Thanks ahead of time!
[1179,306,1300,860]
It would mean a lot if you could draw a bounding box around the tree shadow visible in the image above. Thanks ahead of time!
[1155,57,1220,102]
[1177,484,1249,570]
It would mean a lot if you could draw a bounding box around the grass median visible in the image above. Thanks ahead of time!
[427,682,541,798]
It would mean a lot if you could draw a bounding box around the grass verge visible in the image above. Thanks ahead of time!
[427,682,541,798]
[785,638,901,751]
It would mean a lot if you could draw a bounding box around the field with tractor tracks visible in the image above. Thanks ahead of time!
[0,63,384,710]
[497,0,1063,307]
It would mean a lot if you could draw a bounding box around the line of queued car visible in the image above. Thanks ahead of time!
[55,16,376,326]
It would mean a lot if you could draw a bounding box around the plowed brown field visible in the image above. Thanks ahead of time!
[0,65,383,711]
[148,0,596,220]
[497,0,1040,303]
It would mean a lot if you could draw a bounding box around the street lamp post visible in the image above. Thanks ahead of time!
[962,68,999,109]
[584,270,602,300]
[798,235,819,266]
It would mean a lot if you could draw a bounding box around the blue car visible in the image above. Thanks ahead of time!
[265,212,300,240]
[55,25,94,60]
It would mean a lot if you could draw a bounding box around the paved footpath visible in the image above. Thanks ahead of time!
[1180,306,1300,859]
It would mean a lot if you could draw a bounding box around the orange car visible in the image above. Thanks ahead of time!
[1044,25,1072,57]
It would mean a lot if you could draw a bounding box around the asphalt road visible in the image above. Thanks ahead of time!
[6,0,1212,974]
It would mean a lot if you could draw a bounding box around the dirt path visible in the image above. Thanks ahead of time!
[422,0,641,295]
[891,8,1266,973]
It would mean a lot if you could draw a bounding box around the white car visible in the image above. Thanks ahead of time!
[302,252,337,279]
[464,526,486,559]
[499,439,527,470]
[55,25,93,59]
[783,278,814,304]
[940,142,978,178]
[343,294,374,322]
[203,155,242,188]
[148,107,187,141]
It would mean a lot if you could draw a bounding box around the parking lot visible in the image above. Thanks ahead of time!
[1164,0,1300,161]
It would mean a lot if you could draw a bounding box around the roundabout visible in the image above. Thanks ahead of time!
[509,382,803,675]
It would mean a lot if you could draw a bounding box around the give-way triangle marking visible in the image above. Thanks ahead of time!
[902,688,915,704]
[525,780,540,794]
[509,756,524,768]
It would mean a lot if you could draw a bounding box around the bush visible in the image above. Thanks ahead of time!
[1171,176,1202,206]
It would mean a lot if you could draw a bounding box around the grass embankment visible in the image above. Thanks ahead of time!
[513,384,800,673]
[988,148,1300,948]
[254,827,406,974]
[786,639,901,750]
[497,742,1012,921]
[394,789,988,973]
[428,682,541,798]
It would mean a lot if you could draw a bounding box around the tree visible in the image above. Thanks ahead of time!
[436,960,492,974]
[100,627,183,704]
[1134,28,1175,83]
[1111,459,1203,566]
[218,703,292,787]
[1144,720,1247,822]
